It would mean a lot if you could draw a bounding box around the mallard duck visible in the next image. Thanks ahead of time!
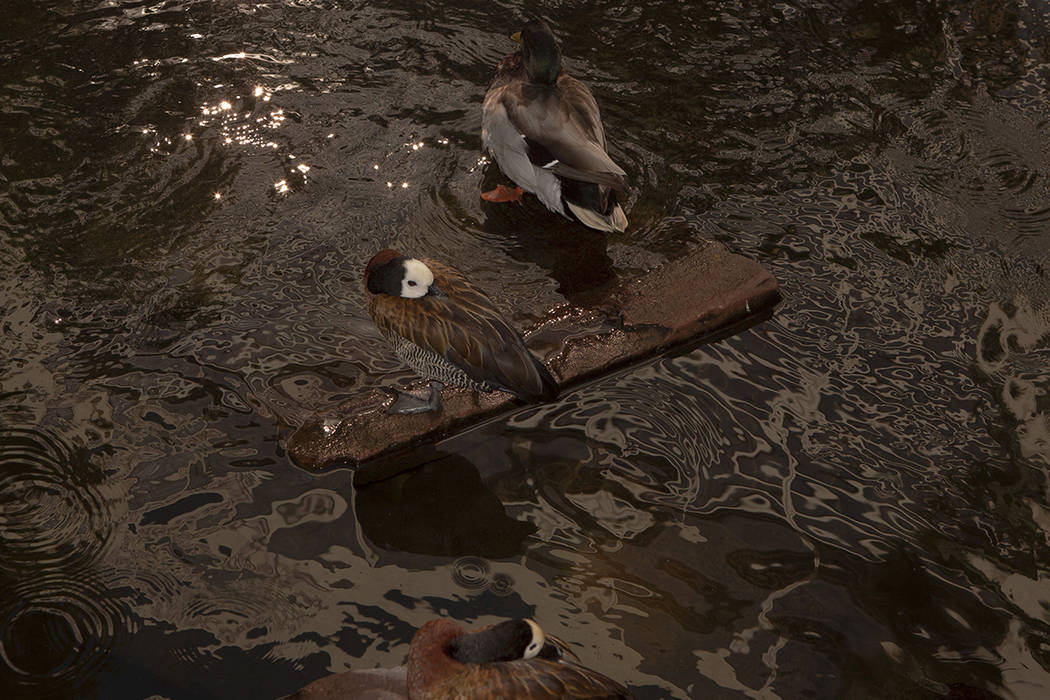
[481,18,628,233]
[408,618,633,699]
[364,249,559,414]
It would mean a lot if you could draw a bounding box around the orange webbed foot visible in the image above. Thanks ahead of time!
[480,184,524,204]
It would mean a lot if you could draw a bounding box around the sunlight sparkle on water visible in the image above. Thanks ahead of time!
[265,109,286,128]
[197,86,287,150]
[201,100,234,116]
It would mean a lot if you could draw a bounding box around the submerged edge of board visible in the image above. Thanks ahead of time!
[286,240,781,478]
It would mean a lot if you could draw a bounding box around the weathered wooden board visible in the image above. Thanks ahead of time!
[287,240,780,477]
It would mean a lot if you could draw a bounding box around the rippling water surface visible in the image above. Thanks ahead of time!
[3,1,1050,698]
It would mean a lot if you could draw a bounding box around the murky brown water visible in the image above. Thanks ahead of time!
[2,1,1050,698]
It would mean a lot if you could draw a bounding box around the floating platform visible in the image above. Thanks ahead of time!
[287,240,780,480]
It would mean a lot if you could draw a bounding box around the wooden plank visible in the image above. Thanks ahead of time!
[286,240,780,477]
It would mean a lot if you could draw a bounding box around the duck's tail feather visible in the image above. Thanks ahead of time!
[561,178,628,232]
[565,200,628,233]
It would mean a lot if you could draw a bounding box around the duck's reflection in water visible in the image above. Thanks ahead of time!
[355,451,536,559]
[479,181,617,308]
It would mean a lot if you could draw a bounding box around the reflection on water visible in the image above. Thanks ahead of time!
[355,453,536,558]
[2,0,1050,698]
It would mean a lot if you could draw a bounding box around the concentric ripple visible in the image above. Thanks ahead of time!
[0,428,113,577]
[450,557,517,596]
[0,573,134,694]
[450,556,491,591]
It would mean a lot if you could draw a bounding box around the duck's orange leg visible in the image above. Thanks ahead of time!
[481,184,524,203]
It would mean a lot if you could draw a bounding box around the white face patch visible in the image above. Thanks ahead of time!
[400,258,434,298]
[522,619,545,659]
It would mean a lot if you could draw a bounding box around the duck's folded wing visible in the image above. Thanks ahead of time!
[454,659,632,699]
[501,77,628,193]
[371,268,557,401]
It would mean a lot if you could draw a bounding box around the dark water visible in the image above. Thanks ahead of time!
[2,0,1050,698]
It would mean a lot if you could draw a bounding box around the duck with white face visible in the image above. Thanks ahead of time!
[363,249,559,415]
[408,617,634,699]
[447,619,546,664]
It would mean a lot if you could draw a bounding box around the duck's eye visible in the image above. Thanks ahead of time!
[407,280,417,286]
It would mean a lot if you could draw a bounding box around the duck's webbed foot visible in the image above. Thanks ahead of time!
[480,184,524,204]
[385,380,443,415]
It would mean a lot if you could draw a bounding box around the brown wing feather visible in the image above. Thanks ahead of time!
[369,259,557,401]
[426,657,632,699]
[499,70,627,193]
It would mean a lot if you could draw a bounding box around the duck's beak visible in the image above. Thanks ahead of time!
[510,30,521,43]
